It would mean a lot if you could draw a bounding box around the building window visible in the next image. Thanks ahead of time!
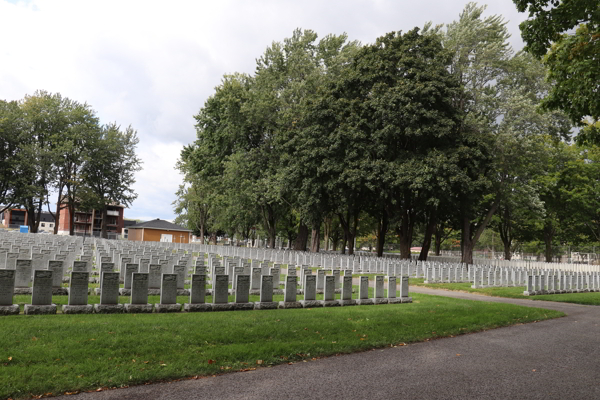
[41,223,45,227]
[49,223,53,227]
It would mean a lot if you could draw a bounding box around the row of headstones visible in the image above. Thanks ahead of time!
[422,254,600,273]
[422,263,471,284]
[523,271,600,296]
[470,266,527,288]
[0,269,412,315]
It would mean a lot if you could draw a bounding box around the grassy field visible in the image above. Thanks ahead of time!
[0,292,563,399]
[410,279,600,305]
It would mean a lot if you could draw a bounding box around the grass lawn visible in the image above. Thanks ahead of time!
[0,293,562,399]
[410,278,600,305]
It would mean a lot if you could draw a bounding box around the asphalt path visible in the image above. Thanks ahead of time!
[62,287,600,400]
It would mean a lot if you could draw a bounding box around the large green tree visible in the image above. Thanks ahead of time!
[514,0,600,141]
[0,100,28,214]
[80,124,142,238]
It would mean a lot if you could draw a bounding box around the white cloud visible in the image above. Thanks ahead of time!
[0,0,528,221]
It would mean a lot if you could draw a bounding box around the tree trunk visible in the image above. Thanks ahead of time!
[53,189,63,234]
[310,221,320,253]
[419,210,437,261]
[434,233,442,256]
[498,206,512,261]
[504,242,512,260]
[323,215,331,251]
[68,199,76,236]
[543,224,554,262]
[460,199,500,265]
[376,211,389,257]
[294,222,308,251]
[101,206,108,239]
[338,211,358,256]
[396,210,414,259]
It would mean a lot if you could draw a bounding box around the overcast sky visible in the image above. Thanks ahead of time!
[0,0,528,222]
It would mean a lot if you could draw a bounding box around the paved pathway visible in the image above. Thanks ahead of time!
[62,287,600,400]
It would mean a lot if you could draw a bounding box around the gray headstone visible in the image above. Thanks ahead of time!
[284,276,297,302]
[160,274,178,305]
[148,264,162,289]
[260,275,273,303]
[189,274,206,304]
[359,276,369,299]
[31,270,53,305]
[68,272,89,306]
[100,272,120,305]
[47,260,63,288]
[324,276,336,301]
[400,276,409,298]
[251,267,261,290]
[304,275,317,301]
[235,275,250,303]
[387,276,397,298]
[342,276,353,300]
[72,261,88,272]
[374,276,384,298]
[173,265,186,289]
[100,262,115,273]
[0,269,16,306]
[124,264,139,290]
[131,273,149,304]
[317,270,325,291]
[213,275,229,304]
[6,252,19,270]
[15,259,32,288]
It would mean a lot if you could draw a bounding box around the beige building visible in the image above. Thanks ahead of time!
[127,219,192,243]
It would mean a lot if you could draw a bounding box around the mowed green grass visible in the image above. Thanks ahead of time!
[410,278,600,305]
[0,293,562,399]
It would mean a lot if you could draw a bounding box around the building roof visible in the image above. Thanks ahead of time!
[40,212,55,223]
[127,218,191,232]
[124,219,140,228]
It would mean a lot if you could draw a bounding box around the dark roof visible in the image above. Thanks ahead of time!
[40,212,55,223]
[124,219,140,228]
[127,218,191,232]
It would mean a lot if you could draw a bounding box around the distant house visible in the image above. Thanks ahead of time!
[127,218,192,243]
[122,219,141,239]
[2,208,55,232]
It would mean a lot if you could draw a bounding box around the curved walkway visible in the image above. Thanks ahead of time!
[63,287,600,400]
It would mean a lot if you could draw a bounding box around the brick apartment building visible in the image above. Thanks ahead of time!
[57,203,125,237]
[2,208,55,233]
